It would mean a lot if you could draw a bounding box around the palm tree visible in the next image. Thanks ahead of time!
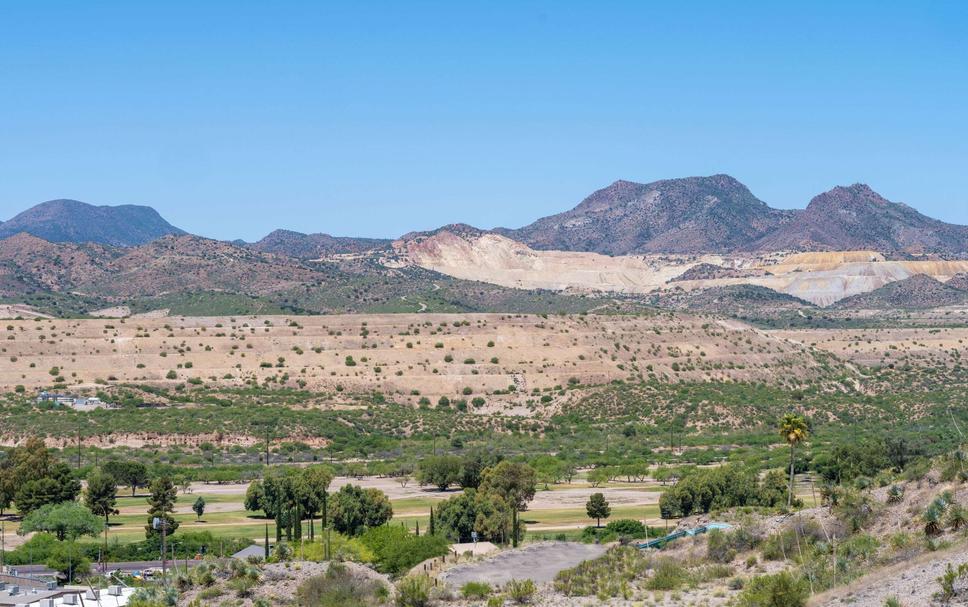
[779,414,809,507]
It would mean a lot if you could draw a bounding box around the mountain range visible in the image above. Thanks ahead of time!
[497,176,968,256]
[2,176,966,256]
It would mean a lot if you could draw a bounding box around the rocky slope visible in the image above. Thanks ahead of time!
[248,228,390,258]
[0,199,185,245]
[752,184,968,255]
[495,177,967,256]
[498,174,793,255]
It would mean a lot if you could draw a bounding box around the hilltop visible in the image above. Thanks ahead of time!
[497,175,793,255]
[0,198,185,245]
[248,229,390,258]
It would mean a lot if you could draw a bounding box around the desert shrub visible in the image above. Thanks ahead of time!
[297,561,389,607]
[461,582,492,598]
[396,574,432,607]
[504,579,536,604]
[936,562,968,603]
[736,571,809,607]
[128,586,179,607]
[833,488,875,532]
[554,546,648,597]
[645,558,687,590]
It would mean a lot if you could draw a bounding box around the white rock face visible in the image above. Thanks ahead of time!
[400,232,968,306]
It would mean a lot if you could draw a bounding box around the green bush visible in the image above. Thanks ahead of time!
[360,525,449,576]
[645,558,687,590]
[736,571,809,607]
[504,579,536,604]
[461,581,492,598]
[296,561,389,607]
[396,574,432,607]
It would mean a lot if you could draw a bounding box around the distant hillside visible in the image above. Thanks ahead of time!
[498,175,793,255]
[751,184,968,255]
[669,263,772,282]
[0,233,605,317]
[492,177,967,256]
[947,273,968,291]
[833,273,968,309]
[249,229,390,259]
[0,199,185,246]
[650,284,813,314]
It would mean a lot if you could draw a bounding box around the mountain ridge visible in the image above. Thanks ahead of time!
[248,229,391,259]
[0,199,185,246]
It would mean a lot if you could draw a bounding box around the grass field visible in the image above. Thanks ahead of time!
[81,473,818,546]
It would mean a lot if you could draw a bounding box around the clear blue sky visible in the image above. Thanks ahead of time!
[1,1,966,241]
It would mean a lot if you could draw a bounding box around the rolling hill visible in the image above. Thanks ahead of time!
[248,229,391,259]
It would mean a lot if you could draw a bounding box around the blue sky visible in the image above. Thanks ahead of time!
[1,1,966,241]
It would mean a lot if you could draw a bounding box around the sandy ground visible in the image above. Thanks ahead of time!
[440,541,609,587]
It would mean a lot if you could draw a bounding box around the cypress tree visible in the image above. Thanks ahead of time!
[429,506,435,535]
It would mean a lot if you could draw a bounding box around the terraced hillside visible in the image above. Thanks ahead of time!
[0,312,845,411]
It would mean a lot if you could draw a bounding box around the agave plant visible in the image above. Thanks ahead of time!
[924,502,944,536]
[886,484,904,504]
[946,503,968,531]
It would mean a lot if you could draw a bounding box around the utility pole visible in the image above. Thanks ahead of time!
[153,517,168,584]
[1,522,5,570]
[76,430,82,469]
[265,427,270,466]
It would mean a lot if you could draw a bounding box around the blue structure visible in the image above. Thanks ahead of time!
[636,523,732,550]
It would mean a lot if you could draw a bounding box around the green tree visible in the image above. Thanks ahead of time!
[779,414,809,507]
[245,480,273,517]
[103,461,150,497]
[417,455,463,491]
[531,455,564,489]
[14,463,81,514]
[478,461,536,547]
[302,465,334,537]
[459,449,503,489]
[46,541,91,583]
[586,467,611,488]
[0,463,16,516]
[192,496,206,520]
[84,468,119,527]
[434,490,478,542]
[329,485,393,536]
[585,492,611,527]
[145,475,179,540]
[20,501,104,541]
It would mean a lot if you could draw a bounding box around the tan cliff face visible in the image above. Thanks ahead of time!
[398,231,968,307]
